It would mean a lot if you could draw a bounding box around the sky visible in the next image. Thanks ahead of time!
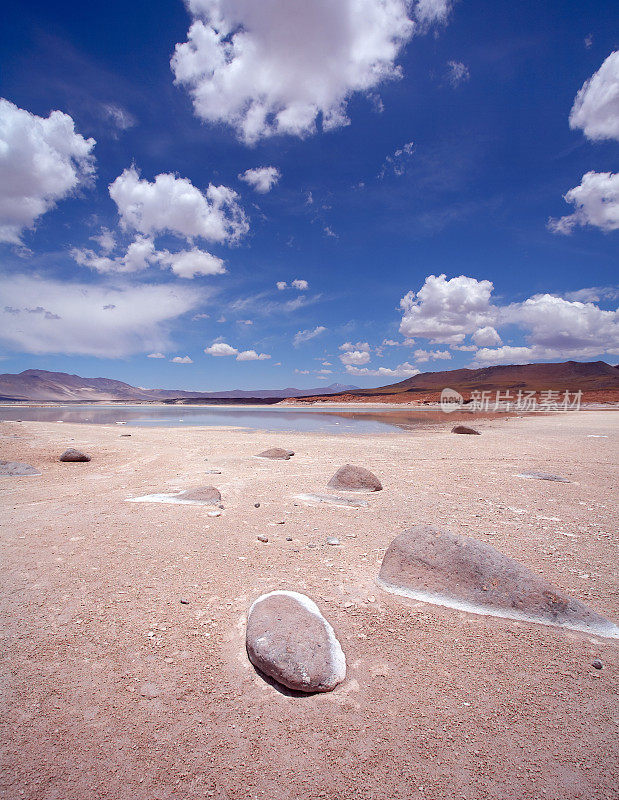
[0,0,617,391]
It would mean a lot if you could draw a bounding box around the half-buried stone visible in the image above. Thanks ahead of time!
[256,448,295,460]
[515,471,569,482]
[176,486,221,503]
[328,464,382,492]
[59,448,91,462]
[246,591,346,692]
[0,460,41,476]
[378,524,618,638]
[127,486,221,505]
[451,425,481,435]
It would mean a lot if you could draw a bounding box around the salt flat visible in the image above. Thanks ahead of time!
[0,410,617,800]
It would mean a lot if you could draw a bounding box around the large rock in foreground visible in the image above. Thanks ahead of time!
[451,425,481,435]
[328,464,382,492]
[0,460,41,476]
[59,448,91,462]
[256,448,295,460]
[246,591,346,692]
[378,525,618,637]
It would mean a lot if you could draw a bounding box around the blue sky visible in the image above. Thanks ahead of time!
[0,0,617,390]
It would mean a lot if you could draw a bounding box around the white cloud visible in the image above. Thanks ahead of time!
[0,98,95,244]
[236,349,270,361]
[378,140,415,178]
[340,349,371,366]
[340,340,371,352]
[413,348,452,363]
[548,171,619,234]
[399,274,496,344]
[204,341,238,356]
[472,326,502,346]
[109,166,248,243]
[0,275,200,357]
[239,166,281,193]
[276,281,288,290]
[451,343,478,351]
[569,51,619,141]
[345,361,420,378]
[322,360,332,366]
[293,325,326,346]
[171,355,193,363]
[291,278,309,290]
[171,0,452,144]
[446,60,470,87]
[563,286,618,303]
[90,227,116,253]
[102,104,136,132]
[157,247,226,278]
[148,352,166,358]
[317,368,332,374]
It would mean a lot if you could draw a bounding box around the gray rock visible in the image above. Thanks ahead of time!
[59,448,91,462]
[592,658,603,670]
[246,591,346,692]
[176,486,221,503]
[257,534,269,543]
[378,524,618,637]
[327,464,382,492]
[0,460,41,476]
[515,471,570,482]
[256,448,295,460]
[451,425,481,435]
[327,537,340,546]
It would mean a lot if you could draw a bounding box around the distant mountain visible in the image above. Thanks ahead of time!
[289,361,619,403]
[0,369,358,402]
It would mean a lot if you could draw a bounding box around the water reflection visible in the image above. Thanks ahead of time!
[0,403,489,434]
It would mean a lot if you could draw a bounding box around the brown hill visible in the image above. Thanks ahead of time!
[291,361,619,404]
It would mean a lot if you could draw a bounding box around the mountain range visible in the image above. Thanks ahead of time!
[0,369,357,402]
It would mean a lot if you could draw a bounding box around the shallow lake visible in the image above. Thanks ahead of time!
[0,403,488,434]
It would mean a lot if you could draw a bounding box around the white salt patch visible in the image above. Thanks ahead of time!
[294,493,368,508]
[126,493,214,506]
[376,578,619,639]
[249,590,346,681]
[587,435,608,437]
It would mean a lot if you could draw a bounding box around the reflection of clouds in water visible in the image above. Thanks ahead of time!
[0,405,484,433]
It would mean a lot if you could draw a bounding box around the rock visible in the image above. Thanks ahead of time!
[451,425,481,435]
[120,434,131,437]
[515,471,570,482]
[176,486,221,503]
[257,535,269,543]
[246,590,346,692]
[378,525,618,637]
[254,503,261,508]
[59,448,91,462]
[180,599,189,605]
[0,460,41,476]
[327,537,340,546]
[294,493,369,508]
[286,537,293,542]
[592,658,603,670]
[327,464,382,492]
[256,448,295,460]
[139,683,160,699]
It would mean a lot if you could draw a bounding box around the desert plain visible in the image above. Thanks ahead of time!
[0,408,617,800]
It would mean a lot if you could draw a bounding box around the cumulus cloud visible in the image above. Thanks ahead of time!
[0,98,95,244]
[204,341,238,356]
[293,325,326,346]
[239,166,281,193]
[413,348,451,362]
[157,247,226,278]
[345,361,420,378]
[236,349,270,361]
[171,355,193,363]
[291,279,309,290]
[548,171,619,234]
[148,352,166,358]
[276,281,288,290]
[569,51,619,141]
[109,166,248,243]
[472,326,502,346]
[340,349,371,366]
[399,274,496,344]
[446,60,470,87]
[0,276,200,357]
[90,227,116,253]
[171,0,452,144]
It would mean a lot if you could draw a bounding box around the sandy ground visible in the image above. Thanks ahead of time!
[1,410,617,800]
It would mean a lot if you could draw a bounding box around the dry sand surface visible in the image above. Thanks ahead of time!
[1,410,618,800]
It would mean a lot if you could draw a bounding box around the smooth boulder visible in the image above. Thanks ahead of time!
[59,448,90,462]
[328,464,382,492]
[176,486,221,503]
[246,591,346,692]
[256,448,295,460]
[451,425,481,435]
[378,524,618,637]
[0,460,41,476]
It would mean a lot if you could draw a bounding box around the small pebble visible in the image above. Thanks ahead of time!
[180,599,189,605]
[327,537,340,546]
[276,520,285,525]
[286,536,292,542]
[257,535,269,543]
[254,503,260,508]
[592,658,603,670]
